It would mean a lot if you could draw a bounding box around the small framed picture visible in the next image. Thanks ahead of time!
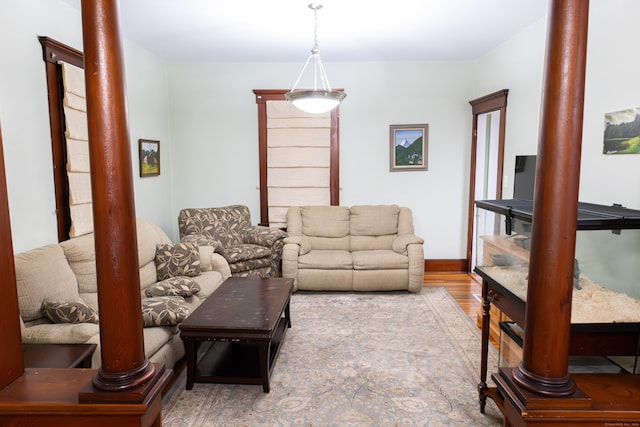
[389,124,428,171]
[139,139,160,177]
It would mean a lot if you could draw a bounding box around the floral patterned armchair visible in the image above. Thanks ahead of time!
[178,205,287,278]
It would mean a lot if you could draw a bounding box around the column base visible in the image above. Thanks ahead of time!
[512,362,576,397]
[79,362,168,404]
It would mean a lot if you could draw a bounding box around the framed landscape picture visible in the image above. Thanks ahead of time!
[139,139,160,177]
[390,124,428,171]
[603,108,640,154]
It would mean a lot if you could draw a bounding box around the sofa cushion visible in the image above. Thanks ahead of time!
[144,276,201,298]
[352,250,409,270]
[301,206,350,238]
[15,244,82,322]
[42,300,99,324]
[189,270,224,299]
[299,206,350,251]
[60,233,97,294]
[298,250,353,270]
[350,205,400,251]
[141,296,190,327]
[350,205,400,236]
[155,242,201,280]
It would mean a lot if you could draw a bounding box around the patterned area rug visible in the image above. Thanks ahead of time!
[162,287,503,426]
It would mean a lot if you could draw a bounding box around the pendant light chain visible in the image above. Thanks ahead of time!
[312,4,320,52]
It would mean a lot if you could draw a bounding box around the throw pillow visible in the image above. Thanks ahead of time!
[42,300,99,324]
[145,276,201,298]
[141,296,189,327]
[155,242,201,280]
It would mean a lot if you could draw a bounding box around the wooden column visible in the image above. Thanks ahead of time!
[512,0,589,396]
[80,0,154,392]
[0,123,24,390]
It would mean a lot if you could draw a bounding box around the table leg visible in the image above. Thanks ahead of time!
[259,341,271,393]
[285,299,291,328]
[184,339,198,390]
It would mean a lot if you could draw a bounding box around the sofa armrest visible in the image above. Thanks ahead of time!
[180,234,221,252]
[283,235,311,255]
[281,243,301,292]
[243,225,287,247]
[210,253,232,281]
[392,234,424,255]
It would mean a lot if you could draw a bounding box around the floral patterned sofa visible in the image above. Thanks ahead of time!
[178,205,287,278]
[15,218,231,369]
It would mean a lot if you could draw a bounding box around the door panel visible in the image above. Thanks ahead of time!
[467,90,508,271]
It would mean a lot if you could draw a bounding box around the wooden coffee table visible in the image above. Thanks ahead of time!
[179,277,293,392]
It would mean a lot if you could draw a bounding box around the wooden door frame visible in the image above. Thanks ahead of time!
[39,37,84,242]
[253,89,341,226]
[466,89,508,272]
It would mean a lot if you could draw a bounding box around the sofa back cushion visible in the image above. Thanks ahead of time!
[137,219,172,289]
[350,205,400,251]
[15,244,82,322]
[61,218,172,306]
[60,233,96,295]
[294,206,350,251]
[179,205,250,248]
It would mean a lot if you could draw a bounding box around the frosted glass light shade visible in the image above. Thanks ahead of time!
[285,89,346,114]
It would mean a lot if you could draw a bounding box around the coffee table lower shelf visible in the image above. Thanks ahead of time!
[186,315,289,392]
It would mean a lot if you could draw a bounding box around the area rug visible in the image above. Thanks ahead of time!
[162,287,503,426]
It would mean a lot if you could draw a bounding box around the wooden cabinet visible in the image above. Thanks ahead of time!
[475,198,640,423]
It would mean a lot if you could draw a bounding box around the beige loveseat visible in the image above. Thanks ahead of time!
[16,218,230,369]
[282,205,424,293]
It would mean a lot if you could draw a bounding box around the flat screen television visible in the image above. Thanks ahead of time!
[513,155,537,200]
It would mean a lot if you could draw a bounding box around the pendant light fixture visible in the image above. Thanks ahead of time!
[285,3,346,114]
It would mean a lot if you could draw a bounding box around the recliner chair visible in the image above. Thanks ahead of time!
[178,205,287,278]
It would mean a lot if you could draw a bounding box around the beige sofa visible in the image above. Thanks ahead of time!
[282,205,424,293]
[15,218,230,369]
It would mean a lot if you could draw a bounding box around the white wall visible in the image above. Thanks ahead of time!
[0,1,82,252]
[124,40,174,234]
[472,17,547,198]
[474,0,640,209]
[168,61,474,258]
[0,0,174,252]
[581,0,640,208]
[473,0,640,294]
[4,0,637,265]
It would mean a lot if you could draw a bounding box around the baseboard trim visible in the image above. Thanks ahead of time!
[424,259,468,273]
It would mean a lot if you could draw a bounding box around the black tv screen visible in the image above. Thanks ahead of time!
[514,155,536,200]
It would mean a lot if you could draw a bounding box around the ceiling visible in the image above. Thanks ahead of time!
[61,0,548,62]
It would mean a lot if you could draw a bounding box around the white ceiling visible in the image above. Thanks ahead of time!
[62,0,548,62]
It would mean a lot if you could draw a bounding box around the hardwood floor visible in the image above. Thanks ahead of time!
[423,272,482,321]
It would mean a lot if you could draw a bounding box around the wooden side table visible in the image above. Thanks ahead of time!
[23,343,97,368]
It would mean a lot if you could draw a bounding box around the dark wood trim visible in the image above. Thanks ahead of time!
[513,0,589,398]
[0,122,24,390]
[38,36,83,242]
[80,0,155,392]
[329,106,340,206]
[39,36,83,67]
[469,89,509,115]
[253,89,341,226]
[424,259,468,273]
[466,89,508,272]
